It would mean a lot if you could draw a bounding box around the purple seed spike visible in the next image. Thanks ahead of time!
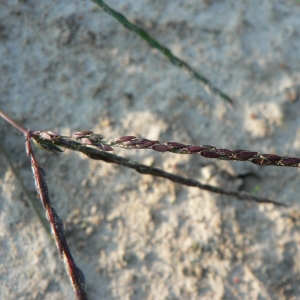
[127,139,145,146]
[216,149,232,155]
[200,150,222,159]
[250,158,268,166]
[260,154,282,162]
[81,138,93,145]
[72,131,93,139]
[116,136,137,143]
[280,157,300,166]
[39,131,52,141]
[234,151,258,160]
[166,142,188,149]
[186,146,207,153]
[152,144,174,152]
[137,139,158,148]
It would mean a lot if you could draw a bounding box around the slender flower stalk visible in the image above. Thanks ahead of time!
[0,110,28,134]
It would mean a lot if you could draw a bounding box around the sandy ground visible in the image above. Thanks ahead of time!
[1,0,300,299]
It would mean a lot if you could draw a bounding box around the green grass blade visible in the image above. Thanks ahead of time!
[92,0,234,105]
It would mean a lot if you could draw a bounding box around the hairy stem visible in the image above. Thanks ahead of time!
[26,131,88,300]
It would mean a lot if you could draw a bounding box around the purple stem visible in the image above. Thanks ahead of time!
[26,131,88,300]
[0,109,28,134]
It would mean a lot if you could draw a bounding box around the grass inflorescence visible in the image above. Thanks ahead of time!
[1,1,298,299]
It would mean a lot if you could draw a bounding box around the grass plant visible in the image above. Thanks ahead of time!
[1,1,299,299]
[0,105,293,299]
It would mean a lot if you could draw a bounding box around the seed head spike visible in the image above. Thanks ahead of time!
[72,131,94,139]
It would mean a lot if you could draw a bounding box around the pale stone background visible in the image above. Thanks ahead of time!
[1,0,300,299]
